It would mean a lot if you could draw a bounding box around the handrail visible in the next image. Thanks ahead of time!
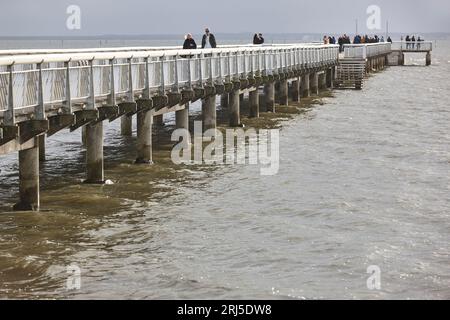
[0,44,340,118]
[343,43,391,59]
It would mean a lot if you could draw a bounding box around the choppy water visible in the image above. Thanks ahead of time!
[0,41,449,300]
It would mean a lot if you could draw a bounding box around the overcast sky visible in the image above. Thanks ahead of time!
[1,0,449,36]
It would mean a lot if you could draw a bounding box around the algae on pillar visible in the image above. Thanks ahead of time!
[264,82,275,112]
[85,121,105,184]
[176,104,189,131]
[326,68,334,88]
[154,114,164,126]
[202,95,217,132]
[229,90,241,127]
[301,73,310,98]
[249,89,259,118]
[310,73,319,95]
[291,78,301,102]
[121,114,133,136]
[426,52,431,66]
[135,110,153,164]
[38,134,45,162]
[13,140,40,211]
[220,94,229,109]
[278,79,289,106]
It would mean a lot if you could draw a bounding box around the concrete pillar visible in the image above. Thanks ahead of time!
[38,134,45,162]
[202,95,217,132]
[326,68,334,88]
[154,114,164,126]
[301,73,310,98]
[85,121,104,184]
[426,52,431,66]
[13,142,39,211]
[319,73,327,90]
[176,104,189,130]
[220,94,229,109]
[399,53,405,66]
[264,82,275,112]
[135,110,153,164]
[81,126,87,147]
[310,72,319,95]
[120,114,133,136]
[229,90,241,127]
[249,89,259,118]
[291,78,300,102]
[278,79,288,106]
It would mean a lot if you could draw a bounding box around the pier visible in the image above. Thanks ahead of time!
[389,41,433,66]
[0,42,397,211]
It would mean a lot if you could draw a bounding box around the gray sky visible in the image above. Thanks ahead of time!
[0,0,449,36]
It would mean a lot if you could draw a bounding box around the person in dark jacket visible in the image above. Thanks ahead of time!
[183,33,197,49]
[253,33,264,45]
[201,28,217,48]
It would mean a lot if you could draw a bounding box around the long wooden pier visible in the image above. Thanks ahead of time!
[0,42,397,210]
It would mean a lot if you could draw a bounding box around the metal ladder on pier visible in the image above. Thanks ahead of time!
[335,58,366,90]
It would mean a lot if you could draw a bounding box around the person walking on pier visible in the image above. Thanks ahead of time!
[411,35,416,49]
[202,28,217,49]
[387,36,392,43]
[183,33,197,49]
[253,33,264,45]
[406,35,411,49]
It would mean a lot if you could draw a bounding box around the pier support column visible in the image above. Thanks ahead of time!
[13,141,39,211]
[81,126,87,148]
[310,72,319,95]
[38,135,45,162]
[249,89,260,118]
[221,94,229,109]
[426,52,431,66]
[154,114,164,126]
[176,104,189,131]
[264,82,275,112]
[85,121,104,184]
[319,73,327,90]
[291,78,301,102]
[278,79,289,106]
[326,68,334,88]
[301,73,310,98]
[399,53,405,66]
[135,110,153,164]
[202,95,217,132]
[229,90,241,127]
[120,115,133,136]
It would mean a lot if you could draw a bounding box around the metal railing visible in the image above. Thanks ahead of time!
[0,44,339,124]
[391,41,433,51]
[343,43,392,59]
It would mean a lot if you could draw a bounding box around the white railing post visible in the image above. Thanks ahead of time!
[63,61,72,113]
[5,65,15,125]
[108,58,116,105]
[36,62,46,118]
[160,55,165,95]
[127,57,134,102]
[174,54,180,91]
[143,56,150,99]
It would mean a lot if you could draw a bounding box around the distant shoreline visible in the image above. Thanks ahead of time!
[0,32,449,41]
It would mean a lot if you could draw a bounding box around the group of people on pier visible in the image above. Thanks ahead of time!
[183,28,265,49]
[402,35,425,49]
[183,28,217,49]
[323,34,393,52]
